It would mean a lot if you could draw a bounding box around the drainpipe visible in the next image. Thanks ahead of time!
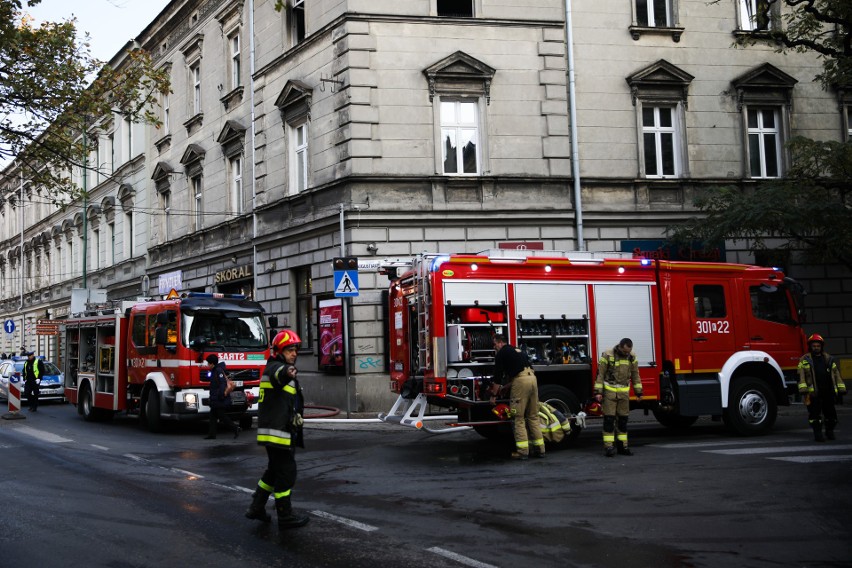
[249,0,258,296]
[564,0,585,251]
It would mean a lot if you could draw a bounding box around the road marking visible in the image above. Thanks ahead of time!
[426,546,499,568]
[704,445,851,455]
[91,444,109,451]
[656,437,802,449]
[310,510,378,532]
[769,455,852,463]
[15,425,72,444]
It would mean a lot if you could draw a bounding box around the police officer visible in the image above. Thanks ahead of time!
[245,329,309,531]
[595,338,642,457]
[23,351,45,412]
[203,354,240,440]
[492,333,545,460]
[798,333,846,442]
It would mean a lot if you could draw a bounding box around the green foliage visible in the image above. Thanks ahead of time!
[0,0,170,201]
[670,137,852,269]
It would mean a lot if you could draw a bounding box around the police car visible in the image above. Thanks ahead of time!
[0,357,65,402]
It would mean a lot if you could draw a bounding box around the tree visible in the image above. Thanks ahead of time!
[0,0,169,201]
[672,1,852,270]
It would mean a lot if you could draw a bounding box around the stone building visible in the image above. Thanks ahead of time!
[1,0,848,411]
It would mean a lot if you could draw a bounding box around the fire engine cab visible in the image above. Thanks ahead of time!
[61,292,272,432]
[380,251,806,438]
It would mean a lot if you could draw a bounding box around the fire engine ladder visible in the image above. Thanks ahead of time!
[415,257,432,375]
[378,393,468,433]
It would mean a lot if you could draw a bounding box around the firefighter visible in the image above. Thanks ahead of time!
[23,351,45,412]
[244,329,309,530]
[595,338,642,457]
[798,333,846,442]
[492,333,545,460]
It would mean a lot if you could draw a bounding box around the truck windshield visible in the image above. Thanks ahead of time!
[182,311,268,351]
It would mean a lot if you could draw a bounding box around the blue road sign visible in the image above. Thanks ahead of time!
[4,320,14,334]
[333,270,359,297]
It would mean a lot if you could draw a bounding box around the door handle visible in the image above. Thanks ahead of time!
[750,336,763,341]
[693,337,707,342]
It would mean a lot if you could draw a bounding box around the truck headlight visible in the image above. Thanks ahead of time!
[184,393,198,410]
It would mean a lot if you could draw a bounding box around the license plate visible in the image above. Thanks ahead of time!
[233,380,243,387]
[41,389,58,395]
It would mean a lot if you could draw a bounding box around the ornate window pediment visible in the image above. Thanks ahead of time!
[275,80,312,123]
[180,144,206,177]
[731,63,797,110]
[217,119,247,158]
[423,51,496,104]
[626,59,694,106]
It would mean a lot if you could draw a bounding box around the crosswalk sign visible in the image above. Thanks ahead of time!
[333,257,359,297]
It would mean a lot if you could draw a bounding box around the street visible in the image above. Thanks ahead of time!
[1,401,850,568]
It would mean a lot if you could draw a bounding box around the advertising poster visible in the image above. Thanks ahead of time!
[319,298,344,369]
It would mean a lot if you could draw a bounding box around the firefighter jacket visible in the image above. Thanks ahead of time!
[493,344,530,385]
[594,347,642,397]
[257,356,305,449]
[797,352,846,397]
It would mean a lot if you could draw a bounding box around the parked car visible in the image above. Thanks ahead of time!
[0,357,65,403]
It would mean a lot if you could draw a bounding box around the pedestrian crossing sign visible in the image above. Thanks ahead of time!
[333,257,359,297]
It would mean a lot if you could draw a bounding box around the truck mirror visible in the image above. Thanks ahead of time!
[189,338,208,352]
[155,326,168,346]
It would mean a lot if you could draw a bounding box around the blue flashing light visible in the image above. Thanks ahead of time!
[430,255,451,272]
[640,259,652,266]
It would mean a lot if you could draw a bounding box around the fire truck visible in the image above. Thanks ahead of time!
[380,251,807,438]
[61,292,273,432]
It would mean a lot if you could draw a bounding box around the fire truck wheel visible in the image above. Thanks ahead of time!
[538,384,582,445]
[652,410,699,430]
[143,385,164,433]
[80,384,96,422]
[724,378,777,436]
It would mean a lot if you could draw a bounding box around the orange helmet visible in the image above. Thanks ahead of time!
[807,333,825,345]
[272,329,301,352]
[585,400,603,416]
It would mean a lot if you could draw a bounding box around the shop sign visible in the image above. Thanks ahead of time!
[215,265,253,283]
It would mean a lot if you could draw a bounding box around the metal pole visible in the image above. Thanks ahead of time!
[82,127,88,288]
[339,204,351,418]
[19,170,24,311]
[564,0,585,251]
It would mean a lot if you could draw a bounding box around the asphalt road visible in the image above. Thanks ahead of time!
[1,401,850,568]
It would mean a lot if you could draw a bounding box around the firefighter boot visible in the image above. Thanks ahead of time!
[604,446,616,458]
[616,442,634,456]
[276,499,309,530]
[825,420,837,441]
[812,421,826,443]
[245,489,272,522]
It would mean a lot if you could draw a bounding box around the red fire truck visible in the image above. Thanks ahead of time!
[380,251,807,438]
[61,292,273,432]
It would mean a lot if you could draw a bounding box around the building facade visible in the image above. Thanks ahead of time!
[1,0,849,411]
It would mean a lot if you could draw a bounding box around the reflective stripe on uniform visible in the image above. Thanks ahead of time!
[273,489,292,500]
[257,427,292,446]
[604,384,630,392]
[258,480,274,492]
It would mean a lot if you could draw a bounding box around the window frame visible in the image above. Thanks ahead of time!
[640,104,682,179]
[230,32,241,90]
[191,175,203,231]
[291,0,306,45]
[230,155,244,215]
[439,98,481,176]
[745,106,783,179]
[737,0,779,32]
[289,121,309,194]
[293,266,313,350]
[191,62,202,115]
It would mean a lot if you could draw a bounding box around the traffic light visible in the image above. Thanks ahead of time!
[333,256,358,271]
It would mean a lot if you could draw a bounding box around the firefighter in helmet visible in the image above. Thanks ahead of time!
[491,333,545,460]
[245,329,310,530]
[798,333,846,442]
[595,338,642,457]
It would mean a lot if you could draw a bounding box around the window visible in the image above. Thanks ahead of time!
[847,106,852,141]
[163,91,170,134]
[636,0,673,27]
[230,156,243,214]
[230,33,241,90]
[123,115,133,162]
[191,63,201,115]
[747,107,782,178]
[642,105,680,177]
[192,175,203,230]
[160,191,171,241]
[626,60,692,179]
[93,228,100,269]
[693,285,726,318]
[67,239,74,279]
[438,0,473,17]
[291,122,309,193]
[124,210,134,258]
[294,266,312,349]
[107,221,115,266]
[750,285,793,324]
[738,0,777,32]
[291,0,305,45]
[440,100,479,175]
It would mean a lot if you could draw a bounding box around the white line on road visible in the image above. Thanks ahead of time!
[15,425,72,443]
[310,510,378,532]
[90,444,109,451]
[655,437,802,449]
[769,455,852,463]
[705,445,851,455]
[426,546,499,568]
